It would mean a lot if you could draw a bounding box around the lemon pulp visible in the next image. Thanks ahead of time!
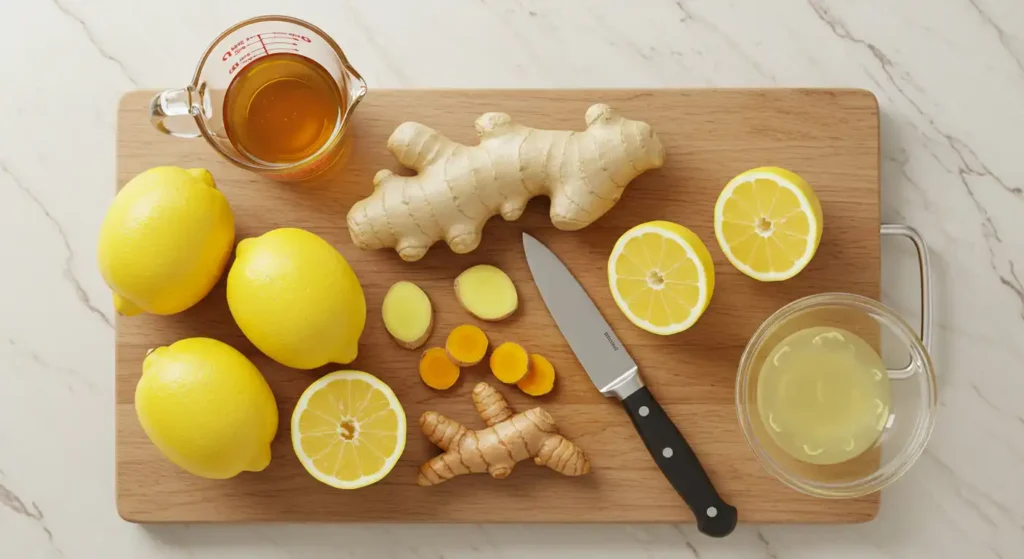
[608,221,714,335]
[292,371,406,489]
[714,167,822,281]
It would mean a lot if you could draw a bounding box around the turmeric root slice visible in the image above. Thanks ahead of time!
[419,347,460,390]
[445,324,489,366]
[517,354,556,396]
[490,342,529,384]
[454,265,518,321]
[382,281,433,349]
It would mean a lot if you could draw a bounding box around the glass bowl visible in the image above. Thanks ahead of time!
[735,292,937,498]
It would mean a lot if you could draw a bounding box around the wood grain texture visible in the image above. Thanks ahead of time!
[115,89,881,523]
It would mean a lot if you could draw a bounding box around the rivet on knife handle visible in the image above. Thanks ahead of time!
[622,386,737,537]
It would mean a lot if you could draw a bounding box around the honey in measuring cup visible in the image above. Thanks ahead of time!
[223,53,344,165]
[149,16,366,181]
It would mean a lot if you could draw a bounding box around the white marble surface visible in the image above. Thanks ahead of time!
[1,0,1022,557]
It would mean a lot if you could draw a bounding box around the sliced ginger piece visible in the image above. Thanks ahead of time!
[490,342,529,384]
[517,354,556,396]
[454,265,518,321]
[419,347,460,390]
[445,324,489,366]
[382,281,433,349]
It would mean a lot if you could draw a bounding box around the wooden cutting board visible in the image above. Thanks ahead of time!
[115,89,880,523]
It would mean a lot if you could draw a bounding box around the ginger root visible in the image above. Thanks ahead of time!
[454,265,518,321]
[347,104,665,261]
[419,347,460,390]
[490,342,529,384]
[446,324,489,366]
[382,281,433,349]
[418,382,590,485]
[517,354,556,396]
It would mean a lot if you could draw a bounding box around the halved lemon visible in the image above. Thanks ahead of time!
[714,167,823,281]
[608,221,715,335]
[291,371,406,489]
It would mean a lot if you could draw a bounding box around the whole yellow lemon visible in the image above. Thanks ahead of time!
[98,167,234,316]
[227,228,366,369]
[136,337,278,479]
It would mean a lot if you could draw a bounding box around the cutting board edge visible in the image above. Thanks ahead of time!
[113,501,881,525]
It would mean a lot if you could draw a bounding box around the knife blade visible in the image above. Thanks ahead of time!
[522,232,737,537]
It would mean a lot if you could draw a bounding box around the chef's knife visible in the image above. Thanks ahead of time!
[522,233,737,537]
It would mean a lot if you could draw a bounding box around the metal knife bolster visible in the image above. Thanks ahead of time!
[602,366,644,400]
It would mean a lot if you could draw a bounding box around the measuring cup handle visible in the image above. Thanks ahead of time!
[149,88,202,138]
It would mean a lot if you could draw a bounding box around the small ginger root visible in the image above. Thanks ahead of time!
[490,342,529,384]
[446,324,489,366]
[382,281,433,349]
[418,382,590,485]
[454,265,518,321]
[517,354,556,396]
[346,104,666,261]
[419,347,460,390]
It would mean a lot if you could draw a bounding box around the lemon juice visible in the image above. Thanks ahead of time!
[757,326,890,465]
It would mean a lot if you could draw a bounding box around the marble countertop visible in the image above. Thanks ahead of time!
[2,0,1022,557]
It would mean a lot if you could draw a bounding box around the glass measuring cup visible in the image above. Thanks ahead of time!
[150,15,367,181]
[736,225,936,498]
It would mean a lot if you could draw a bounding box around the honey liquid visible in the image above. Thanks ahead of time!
[757,326,891,466]
[223,53,343,164]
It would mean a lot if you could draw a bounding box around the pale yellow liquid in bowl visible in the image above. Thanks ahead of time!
[757,326,891,465]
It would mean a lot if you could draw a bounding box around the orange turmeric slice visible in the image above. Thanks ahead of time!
[517,354,556,396]
[489,342,529,384]
[446,324,489,366]
[419,347,460,390]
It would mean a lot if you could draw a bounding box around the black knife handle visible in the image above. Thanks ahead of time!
[622,386,737,537]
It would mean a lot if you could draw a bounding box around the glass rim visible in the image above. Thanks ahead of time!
[735,292,937,498]
[187,15,367,174]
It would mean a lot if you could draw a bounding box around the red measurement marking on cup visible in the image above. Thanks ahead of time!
[226,32,307,74]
